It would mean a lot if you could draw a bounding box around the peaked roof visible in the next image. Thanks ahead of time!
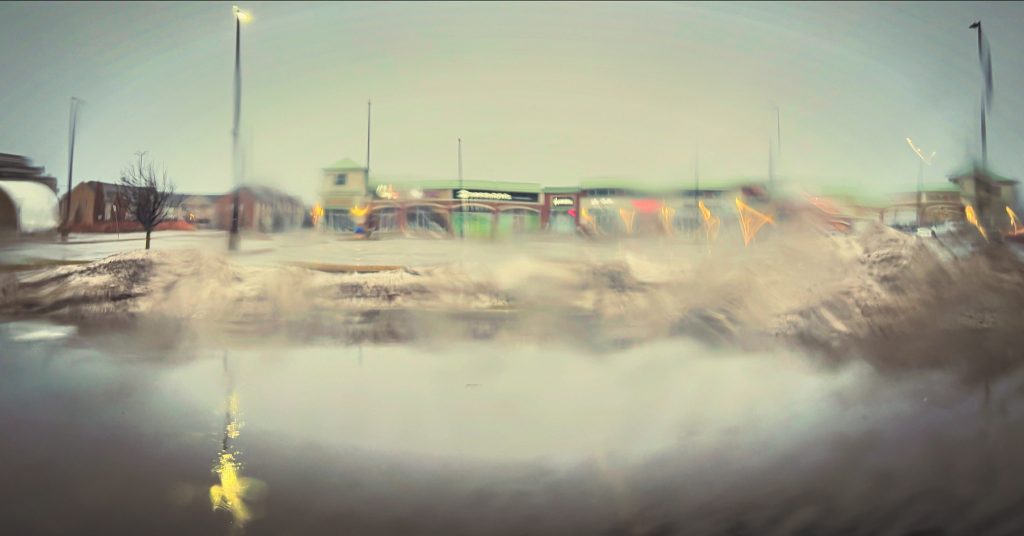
[325,158,365,171]
[947,160,1018,184]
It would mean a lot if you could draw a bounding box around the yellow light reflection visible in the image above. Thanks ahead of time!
[311,203,324,226]
[965,205,988,241]
[698,199,720,244]
[659,206,676,233]
[210,390,261,529]
[618,208,636,234]
[1006,206,1022,235]
[735,197,773,246]
[350,204,369,217]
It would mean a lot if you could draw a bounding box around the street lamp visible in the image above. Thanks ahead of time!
[61,97,83,242]
[969,21,993,168]
[906,137,935,228]
[228,5,249,251]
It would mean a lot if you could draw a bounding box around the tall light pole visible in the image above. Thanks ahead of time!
[366,99,372,184]
[775,105,781,155]
[906,137,935,227]
[61,97,82,242]
[457,137,464,238]
[228,5,249,251]
[969,21,993,168]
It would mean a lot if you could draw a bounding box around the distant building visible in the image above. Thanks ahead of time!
[179,194,221,228]
[0,153,58,193]
[214,185,303,233]
[360,179,544,238]
[948,163,1019,236]
[0,154,59,235]
[543,186,580,235]
[319,158,370,232]
[880,184,965,228]
[61,181,129,231]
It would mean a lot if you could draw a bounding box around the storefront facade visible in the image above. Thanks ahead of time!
[364,180,543,238]
[542,187,580,235]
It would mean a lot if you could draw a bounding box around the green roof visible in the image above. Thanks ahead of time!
[543,186,581,194]
[369,178,542,193]
[324,158,364,171]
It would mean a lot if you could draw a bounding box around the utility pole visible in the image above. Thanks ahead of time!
[228,6,246,251]
[61,97,82,242]
[458,137,464,238]
[775,106,781,156]
[906,137,935,229]
[768,137,774,184]
[970,21,993,168]
[366,99,372,183]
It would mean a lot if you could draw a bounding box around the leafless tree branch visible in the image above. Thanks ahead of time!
[119,152,179,249]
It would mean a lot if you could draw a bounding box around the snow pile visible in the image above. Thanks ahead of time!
[0,180,59,232]
[3,223,1024,372]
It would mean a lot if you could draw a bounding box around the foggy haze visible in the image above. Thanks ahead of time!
[2,1,1024,202]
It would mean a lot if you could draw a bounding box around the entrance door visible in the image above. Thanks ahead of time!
[497,209,540,237]
[452,206,493,239]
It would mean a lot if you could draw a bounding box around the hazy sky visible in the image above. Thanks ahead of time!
[2,1,1023,203]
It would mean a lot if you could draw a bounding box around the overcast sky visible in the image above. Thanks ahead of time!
[2,1,1023,203]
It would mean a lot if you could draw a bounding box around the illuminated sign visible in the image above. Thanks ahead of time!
[589,197,614,206]
[551,196,575,207]
[453,189,539,203]
[631,199,661,213]
[375,184,399,200]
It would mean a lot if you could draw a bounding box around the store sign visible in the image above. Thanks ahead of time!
[632,199,661,213]
[453,189,538,203]
[589,197,615,206]
[551,196,575,207]
[375,184,399,200]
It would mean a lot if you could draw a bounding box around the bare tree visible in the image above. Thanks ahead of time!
[119,152,178,250]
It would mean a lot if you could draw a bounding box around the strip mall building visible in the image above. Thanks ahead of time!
[317,158,778,239]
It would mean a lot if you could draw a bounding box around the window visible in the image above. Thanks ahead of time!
[334,173,347,186]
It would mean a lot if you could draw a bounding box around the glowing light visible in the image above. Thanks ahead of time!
[375,184,398,200]
[631,199,661,213]
[311,203,324,226]
[698,199,720,243]
[350,204,369,217]
[965,205,988,241]
[659,206,676,232]
[619,208,635,234]
[1006,206,1022,235]
[735,197,773,246]
[210,390,259,528]
[906,137,936,165]
[233,6,252,23]
[210,451,253,527]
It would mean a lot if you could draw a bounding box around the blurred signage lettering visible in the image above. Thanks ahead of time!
[551,196,575,207]
[453,189,538,202]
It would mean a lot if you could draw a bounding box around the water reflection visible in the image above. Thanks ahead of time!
[210,353,263,531]
[2,322,1024,534]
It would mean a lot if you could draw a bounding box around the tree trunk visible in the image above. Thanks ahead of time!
[145,230,151,250]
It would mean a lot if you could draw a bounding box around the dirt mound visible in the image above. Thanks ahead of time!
[4,224,1024,379]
